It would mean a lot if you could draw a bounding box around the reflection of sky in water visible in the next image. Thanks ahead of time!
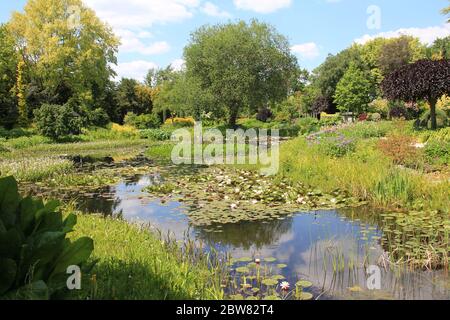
[77,175,450,300]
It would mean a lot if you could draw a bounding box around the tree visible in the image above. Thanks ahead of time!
[334,63,374,114]
[0,24,18,129]
[184,20,298,127]
[115,79,153,123]
[33,103,83,139]
[443,2,450,22]
[382,59,450,130]
[311,46,362,113]
[378,36,425,76]
[8,0,118,111]
[427,36,450,59]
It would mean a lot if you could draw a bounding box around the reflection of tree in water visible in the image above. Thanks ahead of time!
[338,206,383,226]
[194,218,294,250]
[74,185,123,218]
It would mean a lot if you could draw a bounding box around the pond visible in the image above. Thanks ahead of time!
[53,174,450,300]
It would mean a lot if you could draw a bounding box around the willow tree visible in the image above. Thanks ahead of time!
[381,59,450,130]
[184,20,298,127]
[8,0,119,109]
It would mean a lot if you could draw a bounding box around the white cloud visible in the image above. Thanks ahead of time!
[116,29,170,55]
[291,42,320,59]
[355,24,450,45]
[83,0,201,30]
[201,2,231,18]
[114,60,158,81]
[170,58,186,71]
[233,0,292,14]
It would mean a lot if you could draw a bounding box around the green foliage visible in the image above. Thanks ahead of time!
[334,63,374,114]
[382,59,450,130]
[378,36,425,76]
[0,176,94,299]
[296,117,320,135]
[0,24,18,129]
[8,0,119,111]
[124,112,161,129]
[34,104,84,140]
[419,109,448,129]
[87,108,110,128]
[184,20,298,126]
[140,129,172,141]
[423,128,450,166]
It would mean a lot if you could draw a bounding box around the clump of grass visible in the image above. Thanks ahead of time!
[0,157,74,182]
[68,214,224,300]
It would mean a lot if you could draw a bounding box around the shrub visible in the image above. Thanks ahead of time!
[317,135,356,158]
[88,108,110,127]
[319,113,341,126]
[425,140,450,166]
[378,135,423,168]
[124,112,161,129]
[3,135,51,150]
[369,113,382,122]
[339,121,393,139]
[368,99,389,118]
[419,109,448,129]
[164,117,195,127]
[34,104,83,140]
[140,129,172,141]
[297,117,320,135]
[0,176,94,299]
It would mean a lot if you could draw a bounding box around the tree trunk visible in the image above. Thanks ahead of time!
[228,104,239,128]
[429,97,438,130]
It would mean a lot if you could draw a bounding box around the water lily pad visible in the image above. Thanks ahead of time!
[236,267,250,274]
[262,279,278,286]
[276,264,287,269]
[272,275,286,280]
[296,292,313,300]
[264,257,277,263]
[296,280,312,288]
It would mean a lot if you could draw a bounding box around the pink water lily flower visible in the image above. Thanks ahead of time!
[280,281,290,291]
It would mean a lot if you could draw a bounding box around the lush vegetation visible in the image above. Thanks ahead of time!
[0,0,449,300]
[0,176,94,299]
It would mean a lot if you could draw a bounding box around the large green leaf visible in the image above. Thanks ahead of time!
[0,176,20,229]
[51,237,94,277]
[2,281,49,300]
[0,228,22,259]
[62,214,77,233]
[0,258,17,295]
[19,196,36,234]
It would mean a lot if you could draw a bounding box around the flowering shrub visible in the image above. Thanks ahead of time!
[164,117,195,127]
[377,135,423,168]
[307,129,356,158]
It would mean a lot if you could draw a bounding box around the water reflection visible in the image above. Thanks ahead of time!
[67,175,449,300]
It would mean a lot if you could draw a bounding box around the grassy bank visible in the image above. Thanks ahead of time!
[279,121,449,212]
[68,214,224,300]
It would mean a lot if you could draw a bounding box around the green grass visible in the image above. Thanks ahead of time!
[69,214,224,300]
[0,157,74,182]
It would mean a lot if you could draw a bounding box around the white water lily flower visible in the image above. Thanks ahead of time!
[331,198,337,203]
[296,197,304,204]
[251,200,258,205]
[230,203,238,210]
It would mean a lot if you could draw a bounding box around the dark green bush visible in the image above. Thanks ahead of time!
[33,104,84,140]
[88,108,110,127]
[124,112,161,129]
[0,176,94,299]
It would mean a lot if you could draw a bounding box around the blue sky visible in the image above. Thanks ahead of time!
[1,0,449,81]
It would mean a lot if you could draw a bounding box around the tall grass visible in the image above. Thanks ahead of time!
[69,213,224,300]
[0,157,74,182]
[279,126,449,212]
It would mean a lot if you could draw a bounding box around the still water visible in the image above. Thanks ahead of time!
[72,174,449,300]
